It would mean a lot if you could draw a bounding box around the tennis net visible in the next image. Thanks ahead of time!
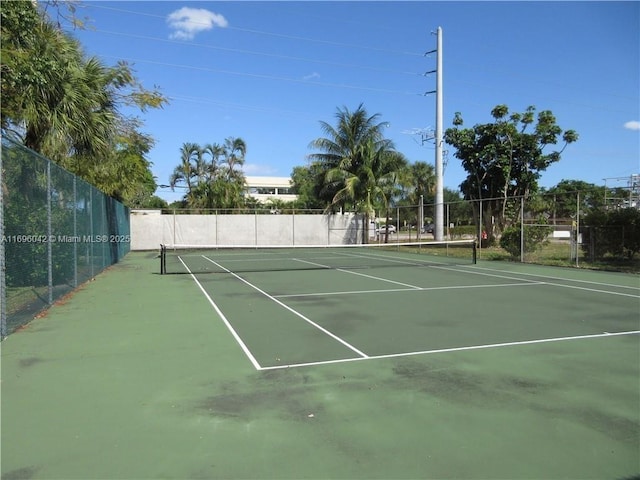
[159,240,477,275]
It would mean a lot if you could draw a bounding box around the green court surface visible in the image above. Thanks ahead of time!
[2,251,639,479]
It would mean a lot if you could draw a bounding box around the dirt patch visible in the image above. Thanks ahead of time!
[196,370,323,421]
[18,357,45,368]
[391,358,551,406]
[1,466,39,480]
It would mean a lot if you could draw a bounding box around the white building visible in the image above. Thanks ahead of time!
[245,176,297,203]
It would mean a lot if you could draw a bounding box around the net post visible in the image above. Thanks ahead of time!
[473,241,477,265]
[160,244,166,274]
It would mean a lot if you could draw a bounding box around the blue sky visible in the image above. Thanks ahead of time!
[68,1,639,203]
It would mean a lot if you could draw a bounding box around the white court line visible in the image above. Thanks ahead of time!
[335,249,433,268]
[258,330,640,371]
[536,281,640,298]
[202,256,369,359]
[448,265,640,299]
[294,258,423,289]
[275,281,545,299]
[460,264,640,291]
[432,265,547,284]
[177,256,262,370]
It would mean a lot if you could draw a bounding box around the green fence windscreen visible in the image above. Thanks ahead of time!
[1,136,130,338]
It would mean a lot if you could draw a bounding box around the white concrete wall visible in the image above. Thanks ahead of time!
[130,210,362,250]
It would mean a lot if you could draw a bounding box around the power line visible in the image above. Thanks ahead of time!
[85,3,423,57]
[164,94,318,120]
[90,28,424,78]
[98,54,425,97]
[80,34,636,117]
[80,4,637,114]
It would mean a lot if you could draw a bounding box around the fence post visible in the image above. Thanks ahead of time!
[328,213,331,245]
[89,188,94,278]
[478,199,483,255]
[292,209,295,246]
[47,159,53,305]
[520,197,524,263]
[418,195,423,241]
[73,176,78,288]
[576,191,580,268]
[173,209,176,247]
[446,203,450,240]
[101,193,107,269]
[0,141,6,339]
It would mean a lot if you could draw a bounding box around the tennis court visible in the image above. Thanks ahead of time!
[2,247,639,479]
[161,242,638,372]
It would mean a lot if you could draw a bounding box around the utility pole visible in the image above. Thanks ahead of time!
[434,27,444,241]
[425,27,444,241]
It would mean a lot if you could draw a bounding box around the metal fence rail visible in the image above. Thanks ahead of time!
[1,136,130,338]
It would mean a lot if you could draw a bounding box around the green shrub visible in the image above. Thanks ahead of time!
[499,224,552,258]
[582,208,640,260]
[449,225,476,239]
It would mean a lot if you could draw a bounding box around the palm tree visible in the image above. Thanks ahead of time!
[309,104,403,242]
[216,137,247,209]
[169,142,200,195]
[16,24,117,164]
[326,138,406,242]
[202,143,224,182]
[408,162,436,205]
[167,138,249,210]
[379,157,409,241]
[222,137,247,181]
[2,0,167,201]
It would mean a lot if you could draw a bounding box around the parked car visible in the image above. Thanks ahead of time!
[421,223,434,234]
[376,224,396,234]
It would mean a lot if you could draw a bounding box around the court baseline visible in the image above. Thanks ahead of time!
[258,330,640,371]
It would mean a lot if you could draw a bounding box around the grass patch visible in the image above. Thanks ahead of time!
[478,241,640,273]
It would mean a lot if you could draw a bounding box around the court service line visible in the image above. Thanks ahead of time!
[294,258,422,289]
[257,330,640,371]
[202,256,369,359]
[432,265,547,284]
[274,281,545,299]
[460,264,640,291]
[177,256,262,370]
[435,265,640,299]
[539,281,640,298]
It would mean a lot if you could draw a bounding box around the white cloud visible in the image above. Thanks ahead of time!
[624,120,640,131]
[303,72,320,81]
[167,7,228,40]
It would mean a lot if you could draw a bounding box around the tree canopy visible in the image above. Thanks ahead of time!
[1,0,167,207]
[305,104,406,241]
[540,180,605,219]
[444,104,578,243]
[169,138,248,210]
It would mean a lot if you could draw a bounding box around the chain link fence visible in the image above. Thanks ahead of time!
[1,136,130,338]
[372,190,638,270]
